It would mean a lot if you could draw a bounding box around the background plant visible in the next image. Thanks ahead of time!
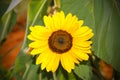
[0,0,120,80]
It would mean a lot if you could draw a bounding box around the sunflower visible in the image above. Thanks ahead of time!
[28,11,94,73]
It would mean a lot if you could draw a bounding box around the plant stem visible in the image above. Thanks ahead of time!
[39,70,42,80]
[22,63,30,79]
[54,0,60,8]
[53,72,57,80]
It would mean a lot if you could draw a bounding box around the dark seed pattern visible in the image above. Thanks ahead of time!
[48,30,73,53]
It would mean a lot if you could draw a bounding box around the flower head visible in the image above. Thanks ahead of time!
[28,11,94,73]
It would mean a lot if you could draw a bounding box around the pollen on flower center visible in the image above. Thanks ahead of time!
[48,30,73,53]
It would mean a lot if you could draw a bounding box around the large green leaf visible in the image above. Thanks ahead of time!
[74,65,93,80]
[94,0,120,72]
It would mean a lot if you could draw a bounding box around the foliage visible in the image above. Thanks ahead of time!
[0,0,120,80]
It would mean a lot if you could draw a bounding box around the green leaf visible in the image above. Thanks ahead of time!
[13,50,31,74]
[0,11,17,44]
[57,67,76,80]
[94,0,120,72]
[22,64,39,80]
[74,65,93,80]
[27,0,48,26]
[68,72,77,80]
[57,68,67,80]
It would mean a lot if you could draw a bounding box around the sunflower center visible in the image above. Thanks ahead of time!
[48,30,73,53]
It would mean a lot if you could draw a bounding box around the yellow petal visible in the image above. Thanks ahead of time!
[72,27,94,41]
[52,11,65,30]
[78,49,92,54]
[29,41,47,48]
[80,33,94,41]
[73,33,94,41]
[73,44,91,53]
[44,11,65,31]
[67,16,79,33]
[52,54,61,72]
[67,53,75,69]
[71,47,89,60]
[28,33,49,41]
[61,53,74,73]
[59,11,65,29]
[61,55,66,71]
[30,48,40,55]
[69,51,80,64]
[29,26,45,32]
[41,51,52,70]
[46,53,56,72]
[73,40,92,48]
[29,26,34,31]
[28,26,51,41]
[78,20,84,27]
[62,14,80,34]
[27,35,37,41]
[44,16,55,31]
[62,13,72,31]
[31,46,49,55]
[36,49,50,65]
[70,49,83,61]
[72,26,91,36]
